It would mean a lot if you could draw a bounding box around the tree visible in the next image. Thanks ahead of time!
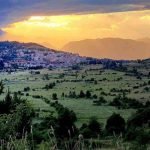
[79,90,85,98]
[0,91,34,140]
[127,108,150,129]
[56,108,77,138]
[106,113,125,135]
[0,114,16,139]
[0,90,12,114]
[4,89,12,112]
[0,80,4,94]
[80,117,102,138]
[135,129,150,145]
[86,90,91,98]
[88,117,102,136]
[99,96,106,103]
[13,103,34,138]
[52,93,58,100]
[69,91,77,98]
[45,82,56,90]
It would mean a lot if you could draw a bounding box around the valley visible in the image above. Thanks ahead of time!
[0,42,149,149]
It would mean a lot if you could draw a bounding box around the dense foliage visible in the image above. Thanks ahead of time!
[0,81,34,144]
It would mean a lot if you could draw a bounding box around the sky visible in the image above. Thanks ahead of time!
[0,0,150,49]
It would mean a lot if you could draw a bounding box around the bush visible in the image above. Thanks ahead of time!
[93,96,106,105]
[0,80,4,94]
[26,93,29,96]
[88,117,102,136]
[109,95,143,109]
[127,108,150,129]
[86,90,91,98]
[56,107,77,138]
[80,117,102,138]
[44,82,56,90]
[32,95,41,99]
[52,93,58,100]
[126,128,150,145]
[135,129,150,145]
[105,113,125,135]
[24,87,30,92]
[68,91,77,98]
[92,94,97,99]
[79,90,85,98]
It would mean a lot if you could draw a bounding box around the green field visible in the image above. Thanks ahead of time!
[1,64,149,128]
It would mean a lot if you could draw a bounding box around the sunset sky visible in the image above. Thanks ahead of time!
[0,1,150,50]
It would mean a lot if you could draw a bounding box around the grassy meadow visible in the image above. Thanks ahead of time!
[1,64,149,127]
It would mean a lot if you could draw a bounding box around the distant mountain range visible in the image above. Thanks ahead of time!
[0,39,150,70]
[62,38,150,60]
[0,41,87,70]
[137,38,150,44]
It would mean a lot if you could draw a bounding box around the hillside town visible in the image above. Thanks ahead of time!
[0,41,87,70]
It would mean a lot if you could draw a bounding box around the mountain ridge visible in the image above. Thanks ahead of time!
[62,38,150,60]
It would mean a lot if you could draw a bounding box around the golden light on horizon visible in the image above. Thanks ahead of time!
[1,10,150,50]
[28,16,70,28]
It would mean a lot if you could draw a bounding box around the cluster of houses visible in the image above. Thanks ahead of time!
[0,41,87,70]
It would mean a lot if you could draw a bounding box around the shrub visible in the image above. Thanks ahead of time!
[52,93,58,100]
[79,90,85,98]
[24,87,30,92]
[80,117,102,138]
[127,108,150,129]
[105,113,125,135]
[86,90,91,98]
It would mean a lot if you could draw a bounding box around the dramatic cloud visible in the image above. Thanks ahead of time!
[0,0,150,27]
[2,10,150,48]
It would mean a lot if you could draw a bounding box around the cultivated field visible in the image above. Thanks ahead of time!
[1,63,149,127]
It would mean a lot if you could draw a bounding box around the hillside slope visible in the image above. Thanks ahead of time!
[62,38,150,60]
[0,41,87,69]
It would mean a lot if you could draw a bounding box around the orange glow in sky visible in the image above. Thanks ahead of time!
[1,10,150,49]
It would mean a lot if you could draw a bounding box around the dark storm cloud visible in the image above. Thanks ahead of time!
[0,0,149,27]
